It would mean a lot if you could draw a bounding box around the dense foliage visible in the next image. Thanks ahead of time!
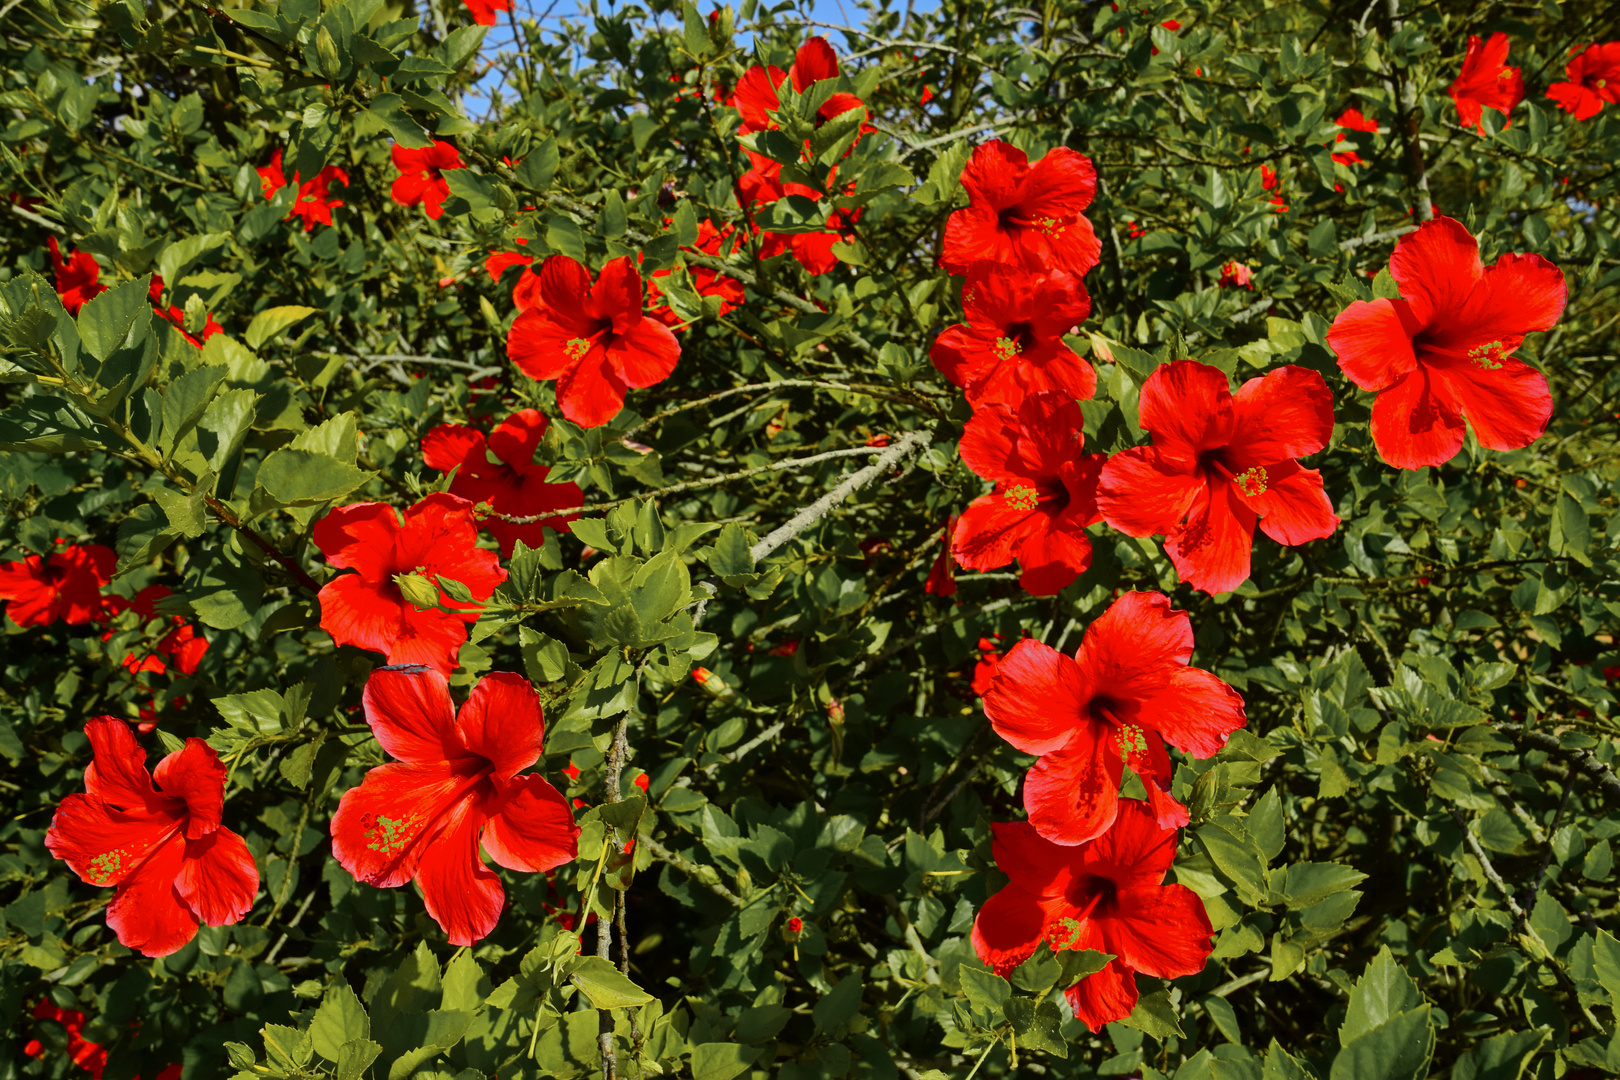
[2,0,1618,1077]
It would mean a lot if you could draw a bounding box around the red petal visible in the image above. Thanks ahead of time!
[592,257,646,334]
[1145,665,1247,759]
[535,254,594,318]
[1072,591,1193,696]
[1164,482,1257,594]
[1083,799,1180,880]
[1457,251,1568,344]
[319,574,410,656]
[1326,298,1421,392]
[1245,462,1340,547]
[1101,883,1213,979]
[1095,447,1203,538]
[507,309,586,381]
[105,832,199,957]
[152,738,226,839]
[1137,360,1234,464]
[1024,731,1122,846]
[1227,365,1335,466]
[174,828,259,927]
[952,491,1042,573]
[790,37,840,89]
[1388,217,1483,328]
[313,502,402,579]
[456,673,545,780]
[421,424,487,474]
[417,806,505,946]
[486,409,549,471]
[81,717,161,808]
[1434,355,1552,452]
[45,792,178,887]
[982,638,1089,755]
[609,319,681,388]
[330,761,466,887]
[1065,958,1139,1033]
[1024,146,1097,217]
[970,882,1046,976]
[1014,517,1092,596]
[556,350,629,429]
[958,400,1021,483]
[481,774,579,872]
[1369,366,1466,469]
[988,820,1078,897]
[362,666,466,765]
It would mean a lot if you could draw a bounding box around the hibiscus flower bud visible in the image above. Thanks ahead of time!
[785,915,803,937]
[394,572,441,611]
[316,25,342,83]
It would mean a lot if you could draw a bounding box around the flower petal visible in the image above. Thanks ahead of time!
[1024,731,1123,847]
[1388,216,1483,328]
[362,666,466,765]
[1227,365,1335,466]
[1164,482,1257,595]
[417,805,506,947]
[609,319,681,388]
[951,490,1041,572]
[1100,883,1213,979]
[1014,516,1092,596]
[1065,958,1139,1034]
[970,881,1047,976]
[105,832,199,957]
[1137,360,1234,465]
[988,820,1078,898]
[1245,462,1340,547]
[1072,591,1194,698]
[982,638,1090,755]
[486,410,548,472]
[330,761,466,888]
[1095,447,1204,538]
[1369,366,1466,469]
[481,774,579,872]
[81,716,161,809]
[45,793,177,887]
[1144,666,1247,759]
[152,738,226,839]
[174,828,259,927]
[421,424,487,474]
[1326,298,1422,393]
[455,673,545,779]
[313,503,402,579]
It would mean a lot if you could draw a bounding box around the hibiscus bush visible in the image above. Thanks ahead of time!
[4,0,1620,1076]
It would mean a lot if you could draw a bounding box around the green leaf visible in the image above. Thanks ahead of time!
[709,522,756,577]
[261,1024,313,1070]
[690,1043,761,1080]
[1340,947,1423,1044]
[1279,862,1367,908]
[812,971,864,1035]
[1329,1006,1434,1080]
[733,1004,791,1044]
[158,233,230,289]
[0,395,103,452]
[513,138,559,191]
[959,966,1010,1014]
[77,278,151,362]
[253,448,374,509]
[311,982,370,1060]
[1451,1028,1549,1080]
[569,956,655,1009]
[366,93,433,148]
[244,305,320,350]
[158,364,227,456]
[1117,988,1184,1039]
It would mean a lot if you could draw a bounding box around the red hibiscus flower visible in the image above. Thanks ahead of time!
[924,513,960,597]
[1335,107,1379,133]
[732,36,867,137]
[1448,34,1524,132]
[147,274,223,347]
[1323,216,1567,469]
[971,801,1214,1032]
[646,219,748,327]
[24,999,111,1078]
[1218,260,1253,289]
[390,141,464,220]
[486,246,533,288]
[1259,164,1279,190]
[506,255,681,429]
[930,263,1095,406]
[1547,42,1620,121]
[420,409,584,555]
[257,149,287,198]
[47,237,106,316]
[1096,360,1339,594]
[103,585,209,677]
[257,149,348,230]
[981,590,1245,844]
[460,0,510,25]
[314,494,506,674]
[970,634,1004,697]
[952,393,1105,596]
[736,158,864,275]
[940,141,1101,278]
[330,666,579,946]
[0,543,114,627]
[44,718,259,957]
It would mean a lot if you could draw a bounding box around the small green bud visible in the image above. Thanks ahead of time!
[395,573,440,610]
[316,26,341,83]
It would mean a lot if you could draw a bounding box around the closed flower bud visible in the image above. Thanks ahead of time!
[316,26,342,83]
[394,572,441,611]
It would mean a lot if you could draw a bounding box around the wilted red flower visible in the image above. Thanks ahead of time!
[45,718,258,957]
[47,237,106,316]
[331,667,579,946]
[257,149,349,230]
[1448,34,1524,132]
[506,255,681,429]
[1097,361,1338,595]
[460,0,510,25]
[952,393,1105,596]
[147,274,223,347]
[972,802,1214,1032]
[391,141,464,220]
[981,591,1245,843]
[1335,108,1379,134]
[646,219,748,327]
[1324,216,1566,468]
[0,543,114,627]
[1218,260,1254,289]
[1266,193,1289,213]
[1259,164,1279,190]
[1547,42,1620,121]
[257,149,287,198]
[103,585,208,677]
[925,513,960,597]
[314,494,506,674]
[930,263,1095,406]
[941,141,1100,278]
[970,634,1003,697]
[421,410,583,555]
[732,36,867,137]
